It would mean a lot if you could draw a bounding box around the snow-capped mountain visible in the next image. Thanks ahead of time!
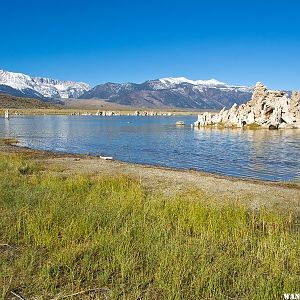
[158,77,227,87]
[80,77,253,109]
[0,70,253,109]
[0,70,90,100]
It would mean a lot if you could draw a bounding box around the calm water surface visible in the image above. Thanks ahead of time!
[1,115,300,181]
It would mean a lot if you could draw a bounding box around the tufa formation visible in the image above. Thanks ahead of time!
[194,82,300,129]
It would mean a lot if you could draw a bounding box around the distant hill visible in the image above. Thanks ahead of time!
[80,77,253,109]
[0,93,57,109]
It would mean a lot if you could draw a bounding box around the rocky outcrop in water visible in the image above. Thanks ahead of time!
[194,82,300,129]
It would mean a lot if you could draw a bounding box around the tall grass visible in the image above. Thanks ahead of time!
[0,154,299,299]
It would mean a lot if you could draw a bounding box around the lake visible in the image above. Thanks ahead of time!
[1,115,300,181]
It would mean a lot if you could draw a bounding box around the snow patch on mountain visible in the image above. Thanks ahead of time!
[159,77,226,87]
[158,77,252,91]
[0,70,91,99]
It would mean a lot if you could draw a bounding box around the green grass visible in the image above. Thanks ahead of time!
[0,154,300,299]
[245,123,262,130]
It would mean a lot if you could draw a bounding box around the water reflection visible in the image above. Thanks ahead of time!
[193,127,300,180]
[0,115,299,181]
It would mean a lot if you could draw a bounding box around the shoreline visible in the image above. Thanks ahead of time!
[1,138,299,211]
[14,142,300,187]
[0,107,205,116]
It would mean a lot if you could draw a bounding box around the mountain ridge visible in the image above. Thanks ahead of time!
[0,70,90,100]
[0,69,254,109]
[80,77,253,109]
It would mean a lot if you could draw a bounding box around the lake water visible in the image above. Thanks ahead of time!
[1,115,300,181]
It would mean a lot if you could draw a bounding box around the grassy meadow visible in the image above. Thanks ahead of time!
[0,153,299,299]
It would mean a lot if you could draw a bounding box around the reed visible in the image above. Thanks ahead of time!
[0,154,299,299]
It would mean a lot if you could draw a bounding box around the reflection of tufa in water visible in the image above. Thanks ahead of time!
[176,121,185,126]
[4,109,9,119]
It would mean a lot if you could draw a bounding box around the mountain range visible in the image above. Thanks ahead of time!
[81,77,253,109]
[0,70,253,109]
[0,70,90,101]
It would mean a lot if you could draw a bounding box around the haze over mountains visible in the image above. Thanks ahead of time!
[0,70,253,109]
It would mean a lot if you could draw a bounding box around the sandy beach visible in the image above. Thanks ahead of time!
[1,139,299,212]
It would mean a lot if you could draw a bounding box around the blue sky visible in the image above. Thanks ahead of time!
[1,0,300,89]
